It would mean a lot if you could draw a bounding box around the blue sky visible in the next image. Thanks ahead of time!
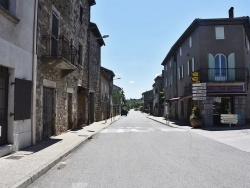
[91,0,250,99]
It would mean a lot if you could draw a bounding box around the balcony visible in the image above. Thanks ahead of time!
[199,68,249,82]
[41,35,79,72]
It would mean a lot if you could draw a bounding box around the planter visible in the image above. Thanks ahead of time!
[190,119,203,128]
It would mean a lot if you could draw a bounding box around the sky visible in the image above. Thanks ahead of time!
[91,0,250,99]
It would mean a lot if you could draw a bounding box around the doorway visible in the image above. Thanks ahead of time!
[213,97,233,125]
[0,67,9,145]
[43,87,55,139]
[67,93,72,130]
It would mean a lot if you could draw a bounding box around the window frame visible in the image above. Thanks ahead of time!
[215,26,225,40]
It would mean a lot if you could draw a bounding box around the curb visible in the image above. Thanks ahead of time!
[14,116,122,188]
[146,116,180,129]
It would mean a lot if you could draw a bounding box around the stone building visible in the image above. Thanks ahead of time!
[0,0,37,156]
[100,67,115,120]
[162,8,250,127]
[36,0,96,142]
[152,74,164,116]
[88,22,105,123]
[142,90,153,114]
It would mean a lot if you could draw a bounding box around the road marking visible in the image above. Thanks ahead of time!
[100,127,186,133]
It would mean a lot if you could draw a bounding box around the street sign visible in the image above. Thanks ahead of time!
[221,119,238,124]
[192,72,199,77]
[191,72,199,83]
[192,93,207,97]
[192,97,206,100]
[220,114,238,124]
[192,90,207,93]
[221,114,238,118]
[192,83,206,87]
[192,86,206,90]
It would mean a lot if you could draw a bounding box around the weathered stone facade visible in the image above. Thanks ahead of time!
[36,0,93,141]
[88,22,104,122]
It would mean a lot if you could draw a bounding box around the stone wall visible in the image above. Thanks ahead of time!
[36,0,90,142]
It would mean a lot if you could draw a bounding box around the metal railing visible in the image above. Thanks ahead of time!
[42,35,79,66]
[199,68,249,82]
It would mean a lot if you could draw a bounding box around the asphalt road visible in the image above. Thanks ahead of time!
[29,110,250,188]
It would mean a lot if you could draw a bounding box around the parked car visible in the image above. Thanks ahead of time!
[121,109,128,116]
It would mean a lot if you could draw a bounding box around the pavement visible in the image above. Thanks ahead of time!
[146,114,250,153]
[0,116,120,188]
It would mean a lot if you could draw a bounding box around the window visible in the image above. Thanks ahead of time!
[165,65,167,72]
[165,78,168,87]
[180,47,182,56]
[0,0,9,10]
[169,75,173,86]
[245,34,249,51]
[169,61,172,68]
[179,65,184,79]
[215,26,225,39]
[189,37,192,48]
[187,58,195,75]
[78,45,82,65]
[215,54,227,81]
[80,5,83,23]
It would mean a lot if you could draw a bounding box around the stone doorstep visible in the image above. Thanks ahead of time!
[0,144,14,158]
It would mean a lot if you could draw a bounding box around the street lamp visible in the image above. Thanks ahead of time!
[96,35,109,40]
[113,78,121,80]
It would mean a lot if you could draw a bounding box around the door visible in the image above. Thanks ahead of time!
[43,87,54,139]
[89,93,94,123]
[51,12,59,56]
[0,67,9,145]
[68,93,72,129]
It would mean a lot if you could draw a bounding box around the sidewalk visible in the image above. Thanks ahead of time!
[146,114,250,153]
[0,116,120,188]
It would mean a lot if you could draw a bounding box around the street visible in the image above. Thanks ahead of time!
[29,110,250,188]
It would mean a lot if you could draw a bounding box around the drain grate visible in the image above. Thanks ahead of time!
[5,155,24,160]
[87,130,95,132]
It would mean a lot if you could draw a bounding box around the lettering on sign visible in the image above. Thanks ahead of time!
[192,93,207,97]
[192,72,199,77]
[221,120,238,124]
[192,97,206,100]
[192,83,206,87]
[192,86,206,90]
[191,77,199,82]
[192,90,207,93]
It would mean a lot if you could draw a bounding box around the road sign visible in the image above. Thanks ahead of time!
[221,119,238,124]
[192,97,206,100]
[192,83,206,87]
[192,90,207,93]
[192,86,206,90]
[221,114,238,118]
[192,72,199,77]
[192,93,207,97]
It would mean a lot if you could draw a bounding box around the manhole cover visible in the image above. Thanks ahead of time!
[87,130,95,132]
[5,156,24,160]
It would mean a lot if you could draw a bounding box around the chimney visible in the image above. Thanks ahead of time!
[229,7,234,18]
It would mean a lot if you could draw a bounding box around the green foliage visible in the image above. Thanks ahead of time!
[126,98,142,109]
[159,89,165,105]
[190,106,202,120]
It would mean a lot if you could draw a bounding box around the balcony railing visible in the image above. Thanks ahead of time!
[199,68,249,82]
[42,35,78,67]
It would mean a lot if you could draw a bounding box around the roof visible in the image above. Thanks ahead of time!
[90,22,105,46]
[154,74,163,81]
[161,17,250,65]
[88,0,96,6]
[101,66,115,78]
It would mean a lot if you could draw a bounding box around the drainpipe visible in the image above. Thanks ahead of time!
[87,5,91,125]
[31,0,38,145]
